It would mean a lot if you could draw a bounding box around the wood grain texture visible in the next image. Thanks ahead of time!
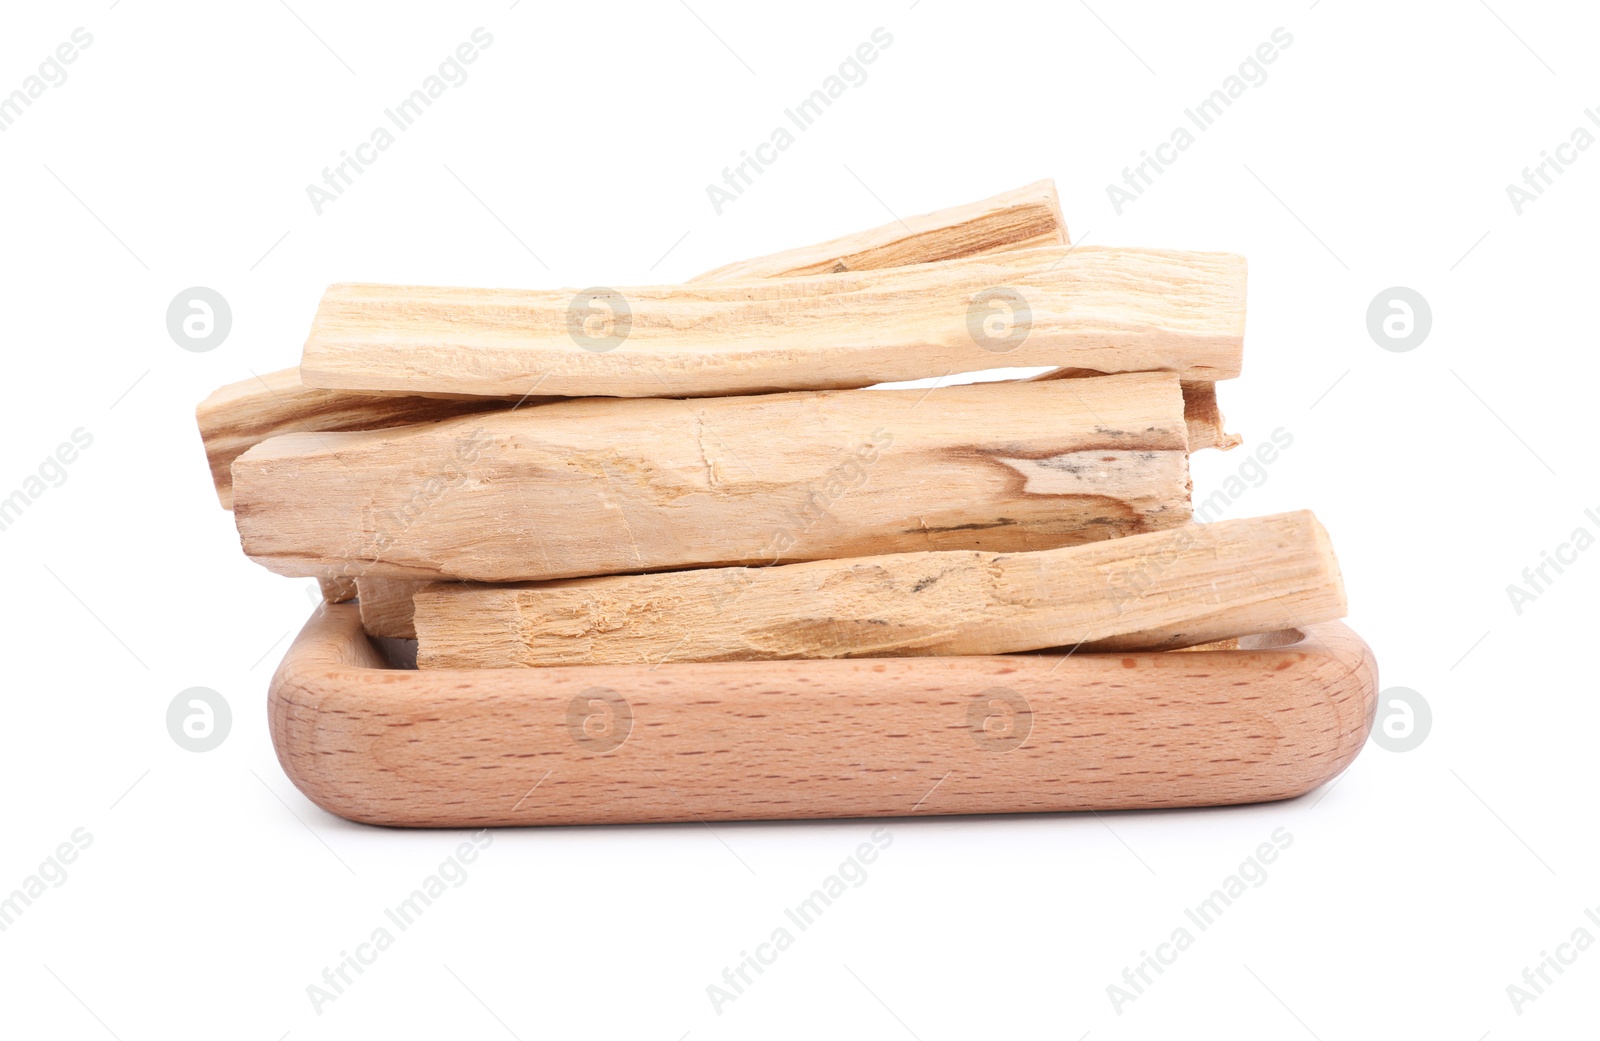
[1178,380,1242,452]
[1027,371,1239,453]
[317,576,359,603]
[350,379,1235,640]
[689,179,1067,281]
[298,246,1246,399]
[412,511,1345,668]
[358,577,430,638]
[233,373,1194,582]
[194,367,512,509]
[198,194,1065,511]
[268,602,1378,827]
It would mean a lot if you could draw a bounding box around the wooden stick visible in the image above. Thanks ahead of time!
[411,512,1343,668]
[317,576,359,603]
[269,602,1379,826]
[315,382,1233,643]
[357,577,430,639]
[689,179,1067,281]
[195,368,514,509]
[233,373,1193,582]
[1178,380,1242,452]
[353,381,1234,641]
[358,389,1233,640]
[298,246,1246,399]
[199,185,1070,510]
[1027,367,1239,453]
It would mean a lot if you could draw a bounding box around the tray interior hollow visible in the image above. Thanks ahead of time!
[356,627,1312,672]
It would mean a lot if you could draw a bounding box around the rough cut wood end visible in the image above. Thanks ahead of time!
[689,179,1068,281]
[357,577,429,639]
[195,367,511,509]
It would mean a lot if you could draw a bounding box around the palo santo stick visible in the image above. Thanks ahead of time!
[317,576,359,603]
[1027,369,1240,453]
[354,385,1232,642]
[195,368,514,509]
[1178,380,1242,452]
[349,390,1231,646]
[298,246,1246,399]
[357,576,430,639]
[233,373,1193,582]
[411,511,1345,668]
[358,385,1235,640]
[690,179,1067,281]
[200,186,1068,510]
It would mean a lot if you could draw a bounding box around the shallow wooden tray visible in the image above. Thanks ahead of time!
[268,602,1378,827]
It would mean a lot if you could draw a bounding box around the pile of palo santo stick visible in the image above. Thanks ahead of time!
[197,180,1346,670]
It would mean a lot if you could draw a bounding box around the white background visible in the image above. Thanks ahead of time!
[2,1,1596,1037]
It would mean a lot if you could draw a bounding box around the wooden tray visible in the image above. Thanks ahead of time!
[268,602,1378,827]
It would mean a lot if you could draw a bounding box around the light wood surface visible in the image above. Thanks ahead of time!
[1178,380,1240,451]
[234,373,1194,582]
[351,377,1236,641]
[412,512,1345,668]
[689,179,1067,281]
[268,602,1378,827]
[197,186,1067,510]
[357,576,431,638]
[194,367,512,509]
[1029,372,1239,452]
[298,246,1246,399]
[317,576,359,603]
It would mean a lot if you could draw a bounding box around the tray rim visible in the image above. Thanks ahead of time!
[269,602,1379,827]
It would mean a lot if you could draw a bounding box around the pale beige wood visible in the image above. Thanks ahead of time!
[1179,380,1243,452]
[1026,370,1239,452]
[349,378,1236,638]
[689,179,1067,281]
[199,195,1071,510]
[1176,637,1241,651]
[195,367,513,509]
[298,246,1246,399]
[233,373,1193,582]
[357,577,430,639]
[334,400,1235,642]
[317,576,359,603]
[353,378,1236,641]
[412,512,1344,668]
[268,602,1379,826]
